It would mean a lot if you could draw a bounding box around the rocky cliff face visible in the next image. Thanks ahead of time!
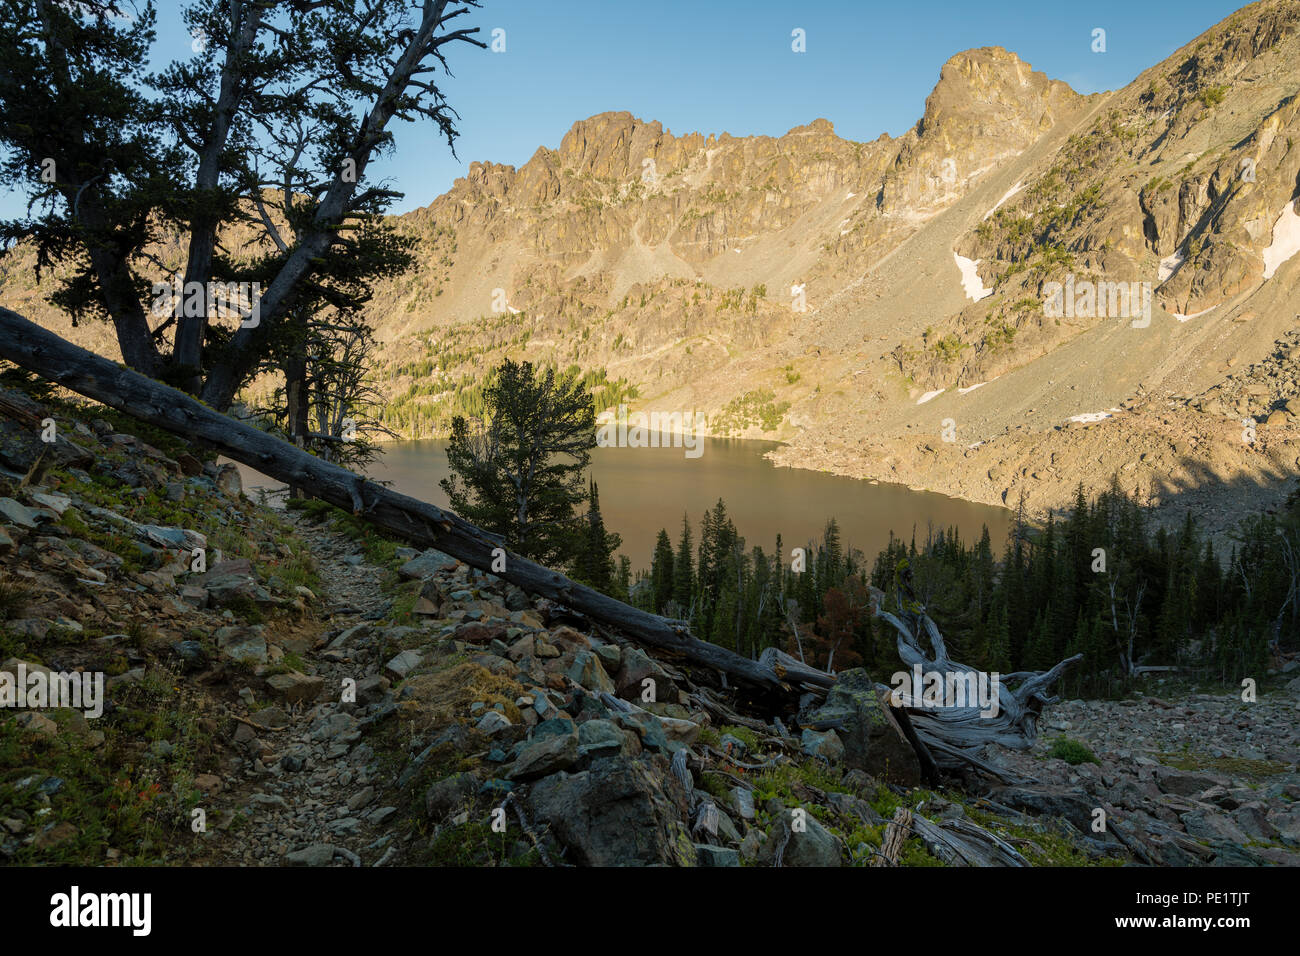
[879,48,1078,218]
[366,43,1090,449]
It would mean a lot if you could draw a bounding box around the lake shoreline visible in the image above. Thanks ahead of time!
[231,434,1014,569]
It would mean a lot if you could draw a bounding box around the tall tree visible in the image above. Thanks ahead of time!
[0,0,483,408]
[441,359,596,567]
[574,480,621,593]
[671,514,694,617]
[649,528,675,614]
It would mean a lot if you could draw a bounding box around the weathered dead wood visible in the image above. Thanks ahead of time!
[908,813,1030,866]
[873,806,911,866]
[756,646,836,690]
[869,583,1080,775]
[499,791,556,867]
[0,307,797,697]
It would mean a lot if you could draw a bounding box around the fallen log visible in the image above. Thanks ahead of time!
[0,306,792,697]
[908,813,1030,867]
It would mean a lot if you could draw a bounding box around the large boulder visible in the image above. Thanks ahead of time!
[803,669,920,785]
[527,755,694,866]
[760,811,843,867]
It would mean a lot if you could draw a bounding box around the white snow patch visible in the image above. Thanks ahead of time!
[1263,199,1300,280]
[1068,411,1113,424]
[1158,250,1185,282]
[953,253,993,302]
[957,379,995,395]
[846,191,856,199]
[982,181,1024,220]
[916,389,946,405]
[1169,306,1215,322]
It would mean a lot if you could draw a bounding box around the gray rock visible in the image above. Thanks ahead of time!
[990,785,1096,834]
[354,675,391,706]
[426,772,477,820]
[215,626,267,664]
[1154,766,1225,797]
[309,712,358,742]
[253,706,291,730]
[0,498,45,529]
[476,711,513,735]
[803,668,920,785]
[367,806,397,826]
[399,549,459,580]
[265,671,324,705]
[384,650,422,680]
[564,649,615,694]
[169,640,207,671]
[577,719,624,759]
[739,829,764,862]
[285,844,336,866]
[695,844,740,866]
[1181,809,1250,844]
[801,728,845,763]
[194,559,262,607]
[527,755,694,866]
[1231,804,1279,842]
[731,787,756,821]
[508,732,579,781]
[764,811,843,867]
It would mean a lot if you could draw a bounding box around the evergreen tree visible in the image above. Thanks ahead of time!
[574,481,621,593]
[649,529,675,614]
[441,359,595,566]
[671,515,695,617]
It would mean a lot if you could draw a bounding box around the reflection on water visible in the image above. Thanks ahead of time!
[229,436,1012,569]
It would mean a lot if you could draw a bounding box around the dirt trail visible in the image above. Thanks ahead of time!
[200,516,404,867]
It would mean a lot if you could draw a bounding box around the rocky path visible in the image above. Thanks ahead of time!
[201,516,404,867]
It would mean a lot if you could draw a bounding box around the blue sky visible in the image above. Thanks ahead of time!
[3,0,1251,218]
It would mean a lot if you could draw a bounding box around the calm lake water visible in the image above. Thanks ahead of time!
[231,437,1011,570]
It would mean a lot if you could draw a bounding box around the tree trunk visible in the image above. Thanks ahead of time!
[0,307,802,698]
[284,352,309,499]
